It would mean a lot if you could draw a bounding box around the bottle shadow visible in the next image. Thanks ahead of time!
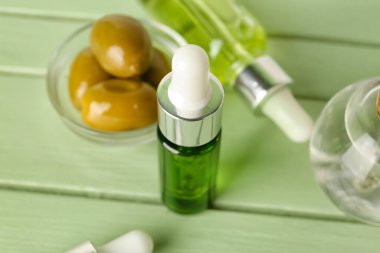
[216,119,271,197]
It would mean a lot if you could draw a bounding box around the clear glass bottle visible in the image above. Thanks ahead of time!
[141,0,313,143]
[310,77,380,224]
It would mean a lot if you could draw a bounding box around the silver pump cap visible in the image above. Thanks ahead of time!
[157,73,224,147]
[235,55,293,109]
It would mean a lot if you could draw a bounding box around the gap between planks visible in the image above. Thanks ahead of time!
[0,67,328,102]
[270,34,380,50]
[0,6,99,22]
[0,66,46,77]
[1,6,380,50]
[0,179,355,224]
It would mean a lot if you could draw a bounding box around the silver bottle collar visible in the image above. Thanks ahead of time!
[235,55,293,109]
[157,73,224,147]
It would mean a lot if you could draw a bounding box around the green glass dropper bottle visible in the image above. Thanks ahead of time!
[141,0,314,143]
[156,44,224,214]
[141,0,265,86]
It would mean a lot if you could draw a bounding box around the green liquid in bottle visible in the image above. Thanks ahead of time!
[140,0,266,86]
[158,128,221,214]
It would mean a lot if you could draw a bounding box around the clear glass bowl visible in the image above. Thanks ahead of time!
[310,77,380,224]
[47,20,186,145]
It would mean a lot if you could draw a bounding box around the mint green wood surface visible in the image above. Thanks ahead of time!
[3,0,380,46]
[0,74,341,219]
[241,0,380,45]
[0,0,147,20]
[1,15,380,100]
[0,190,377,253]
[0,0,379,252]
[268,39,380,99]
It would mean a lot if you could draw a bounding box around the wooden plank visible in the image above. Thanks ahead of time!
[0,189,378,253]
[267,38,380,100]
[0,74,159,202]
[0,74,342,219]
[2,0,380,46]
[217,90,342,218]
[0,15,379,99]
[0,16,83,75]
[0,0,147,20]
[240,0,380,46]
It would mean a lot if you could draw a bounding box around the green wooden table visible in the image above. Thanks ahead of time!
[0,0,379,252]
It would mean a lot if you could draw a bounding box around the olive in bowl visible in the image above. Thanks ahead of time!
[69,47,110,109]
[142,48,171,88]
[46,16,186,144]
[81,79,157,132]
[91,15,153,78]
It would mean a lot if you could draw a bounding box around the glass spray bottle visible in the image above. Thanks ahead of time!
[157,44,224,214]
[141,0,314,143]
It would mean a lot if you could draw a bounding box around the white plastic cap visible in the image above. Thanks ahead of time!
[66,241,97,253]
[261,88,314,143]
[66,230,154,253]
[168,44,212,119]
[98,230,153,253]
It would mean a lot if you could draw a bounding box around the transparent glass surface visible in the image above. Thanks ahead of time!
[310,77,380,224]
[47,21,186,145]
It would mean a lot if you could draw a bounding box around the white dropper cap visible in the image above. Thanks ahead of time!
[98,230,153,253]
[168,44,212,119]
[261,88,314,143]
[66,230,153,253]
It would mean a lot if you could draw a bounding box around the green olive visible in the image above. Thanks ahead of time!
[143,48,171,88]
[91,15,152,78]
[69,47,110,110]
[81,79,157,131]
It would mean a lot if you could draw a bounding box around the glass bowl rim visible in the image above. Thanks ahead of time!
[46,19,186,142]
